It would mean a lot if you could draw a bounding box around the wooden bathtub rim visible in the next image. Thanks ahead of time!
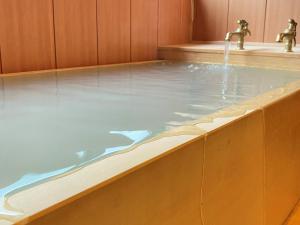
[158,42,300,59]
[158,42,300,72]
[0,60,167,77]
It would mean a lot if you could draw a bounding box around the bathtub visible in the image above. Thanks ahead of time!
[1,60,300,225]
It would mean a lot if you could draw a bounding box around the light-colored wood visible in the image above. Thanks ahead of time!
[97,0,131,65]
[227,0,266,42]
[0,0,56,73]
[264,0,300,43]
[131,0,159,61]
[203,110,264,225]
[158,43,300,70]
[193,0,229,41]
[0,60,165,77]
[53,0,98,68]
[159,50,300,71]
[159,42,300,58]
[158,0,192,45]
[264,91,300,225]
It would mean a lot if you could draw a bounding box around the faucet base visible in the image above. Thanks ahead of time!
[285,40,294,52]
[237,42,245,51]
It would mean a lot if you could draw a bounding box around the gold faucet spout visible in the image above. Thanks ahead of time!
[225,32,232,42]
[276,33,284,43]
[276,33,296,45]
[225,32,240,41]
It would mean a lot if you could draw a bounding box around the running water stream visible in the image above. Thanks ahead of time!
[222,41,232,99]
[224,41,231,66]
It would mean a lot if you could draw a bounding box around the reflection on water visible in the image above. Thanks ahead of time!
[104,130,151,155]
[0,61,300,220]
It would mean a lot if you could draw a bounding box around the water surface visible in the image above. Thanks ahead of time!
[1,61,300,218]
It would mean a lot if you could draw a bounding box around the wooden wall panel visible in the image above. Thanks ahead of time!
[264,0,300,43]
[98,0,131,65]
[158,0,192,46]
[158,0,182,45]
[227,0,266,42]
[181,0,193,43]
[0,0,56,73]
[193,0,229,41]
[193,0,300,43]
[131,0,159,61]
[53,0,98,68]
[0,47,2,74]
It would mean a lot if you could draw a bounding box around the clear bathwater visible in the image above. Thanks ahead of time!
[1,61,300,217]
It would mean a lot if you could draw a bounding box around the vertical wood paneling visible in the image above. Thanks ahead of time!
[264,0,300,43]
[53,0,98,68]
[181,0,193,43]
[98,0,131,65]
[193,0,229,41]
[193,0,300,43]
[158,0,182,45]
[131,0,159,61]
[0,47,2,74]
[227,0,266,42]
[158,0,192,46]
[0,0,56,73]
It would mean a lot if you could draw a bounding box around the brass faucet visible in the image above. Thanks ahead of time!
[276,19,297,52]
[225,19,251,50]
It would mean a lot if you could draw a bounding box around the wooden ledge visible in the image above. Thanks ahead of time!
[158,42,300,70]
